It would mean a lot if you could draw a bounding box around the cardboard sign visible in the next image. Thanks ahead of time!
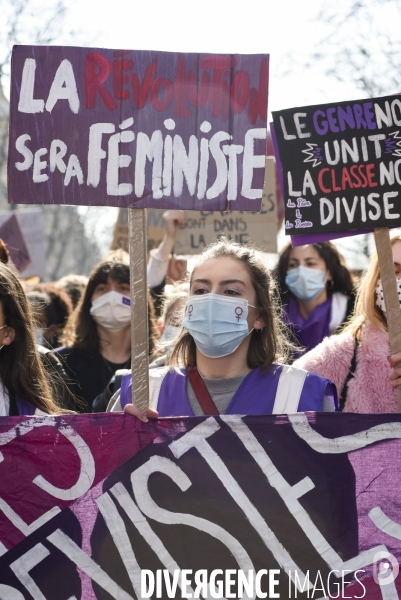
[1,412,401,598]
[111,207,169,253]
[8,46,268,212]
[166,255,187,282]
[111,207,130,252]
[146,208,166,252]
[272,94,401,237]
[174,157,278,254]
[111,208,187,281]
[0,213,31,271]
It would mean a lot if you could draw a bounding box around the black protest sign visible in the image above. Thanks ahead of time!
[272,95,401,236]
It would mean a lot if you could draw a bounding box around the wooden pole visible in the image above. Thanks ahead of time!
[374,227,401,411]
[129,208,149,413]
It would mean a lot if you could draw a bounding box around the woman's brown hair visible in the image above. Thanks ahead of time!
[0,263,61,414]
[170,238,292,372]
[343,232,401,337]
[62,250,159,355]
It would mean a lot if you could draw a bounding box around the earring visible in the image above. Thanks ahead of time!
[256,328,264,333]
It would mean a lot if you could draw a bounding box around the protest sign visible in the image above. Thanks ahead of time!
[15,209,46,279]
[147,209,166,252]
[111,208,129,252]
[0,209,46,278]
[1,412,401,599]
[111,208,165,254]
[272,98,401,405]
[174,157,278,254]
[269,121,371,247]
[0,213,31,272]
[111,209,187,281]
[166,256,187,283]
[8,46,268,212]
[272,95,401,237]
[9,45,269,413]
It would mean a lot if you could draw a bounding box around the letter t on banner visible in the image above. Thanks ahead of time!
[129,208,149,412]
[374,227,401,410]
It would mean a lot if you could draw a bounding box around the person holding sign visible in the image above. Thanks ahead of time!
[274,242,355,357]
[110,238,338,418]
[294,233,401,412]
[0,263,62,416]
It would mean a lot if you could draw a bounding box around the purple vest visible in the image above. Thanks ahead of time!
[121,365,338,416]
[16,395,37,416]
[283,296,332,357]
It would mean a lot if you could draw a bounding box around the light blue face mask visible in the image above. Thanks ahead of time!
[285,265,326,302]
[160,325,181,353]
[182,293,255,358]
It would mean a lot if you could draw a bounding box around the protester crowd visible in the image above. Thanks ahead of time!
[0,209,400,418]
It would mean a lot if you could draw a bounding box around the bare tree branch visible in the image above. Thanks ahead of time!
[310,0,401,97]
[0,0,102,280]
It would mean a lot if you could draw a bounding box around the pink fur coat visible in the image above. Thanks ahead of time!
[294,323,398,413]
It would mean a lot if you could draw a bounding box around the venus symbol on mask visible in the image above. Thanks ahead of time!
[235,307,243,322]
[188,305,193,320]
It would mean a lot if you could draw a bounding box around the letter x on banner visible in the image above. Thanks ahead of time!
[0,412,401,599]
[8,46,268,211]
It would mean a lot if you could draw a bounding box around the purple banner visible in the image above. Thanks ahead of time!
[8,46,269,211]
[1,412,401,598]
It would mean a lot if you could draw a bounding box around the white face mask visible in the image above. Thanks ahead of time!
[375,279,401,313]
[90,291,131,331]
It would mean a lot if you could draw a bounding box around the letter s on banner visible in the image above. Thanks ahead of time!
[0,417,95,501]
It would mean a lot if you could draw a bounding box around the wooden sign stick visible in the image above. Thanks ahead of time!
[129,208,149,413]
[374,227,401,410]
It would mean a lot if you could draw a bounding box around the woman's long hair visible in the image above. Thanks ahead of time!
[343,232,401,337]
[170,238,293,372]
[62,250,159,356]
[0,264,61,414]
[274,241,355,305]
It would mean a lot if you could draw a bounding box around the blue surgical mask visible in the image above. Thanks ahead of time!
[160,325,181,353]
[285,265,326,302]
[182,293,255,358]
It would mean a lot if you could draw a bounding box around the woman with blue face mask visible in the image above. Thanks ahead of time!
[274,242,355,358]
[295,234,401,412]
[110,238,338,419]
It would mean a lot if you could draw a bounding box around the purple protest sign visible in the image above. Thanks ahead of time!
[0,213,31,272]
[8,46,269,211]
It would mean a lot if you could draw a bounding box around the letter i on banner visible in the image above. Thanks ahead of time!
[374,227,401,410]
[129,208,149,412]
